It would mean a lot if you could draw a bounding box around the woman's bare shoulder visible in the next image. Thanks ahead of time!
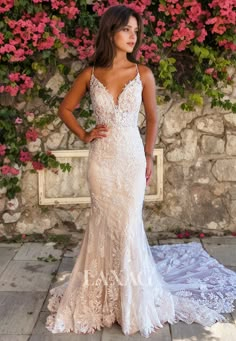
[73,66,93,89]
[137,64,155,85]
[75,66,93,80]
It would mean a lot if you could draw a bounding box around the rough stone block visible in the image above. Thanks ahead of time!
[224,113,236,129]
[162,101,201,137]
[226,134,236,156]
[195,116,224,135]
[201,135,224,154]
[212,159,236,182]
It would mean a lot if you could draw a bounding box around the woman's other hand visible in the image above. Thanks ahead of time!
[145,156,153,186]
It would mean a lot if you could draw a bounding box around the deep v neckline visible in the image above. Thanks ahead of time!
[92,67,140,107]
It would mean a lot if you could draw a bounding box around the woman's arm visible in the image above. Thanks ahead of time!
[139,65,158,185]
[140,65,158,158]
[58,67,109,143]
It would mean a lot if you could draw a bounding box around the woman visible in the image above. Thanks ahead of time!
[46,5,236,338]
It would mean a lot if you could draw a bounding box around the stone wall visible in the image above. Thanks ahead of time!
[1,63,236,237]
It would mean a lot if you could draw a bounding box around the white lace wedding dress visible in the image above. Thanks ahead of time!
[45,65,236,338]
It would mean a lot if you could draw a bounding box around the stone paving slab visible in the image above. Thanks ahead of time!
[171,321,236,341]
[63,244,81,258]
[57,256,75,273]
[0,247,19,276]
[0,292,45,334]
[158,238,201,245]
[0,336,30,341]
[202,236,236,245]
[202,244,236,266]
[0,243,22,248]
[0,260,60,291]
[101,322,171,340]
[233,310,236,324]
[30,335,101,341]
[41,257,75,312]
[14,243,62,261]
[31,311,102,341]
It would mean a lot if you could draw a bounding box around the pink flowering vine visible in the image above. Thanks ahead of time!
[0,145,6,156]
[0,165,19,176]
[15,117,23,124]
[25,128,38,142]
[32,161,44,170]
[19,151,32,162]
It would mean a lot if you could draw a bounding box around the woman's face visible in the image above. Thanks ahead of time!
[112,16,138,54]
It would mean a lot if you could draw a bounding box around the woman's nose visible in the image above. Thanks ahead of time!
[130,31,136,39]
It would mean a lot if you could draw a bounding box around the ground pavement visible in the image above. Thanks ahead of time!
[0,236,235,341]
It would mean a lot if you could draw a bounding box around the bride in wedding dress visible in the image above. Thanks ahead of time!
[45,5,236,338]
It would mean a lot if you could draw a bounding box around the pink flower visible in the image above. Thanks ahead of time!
[25,112,35,122]
[197,28,207,43]
[199,233,205,238]
[26,128,38,141]
[177,233,184,239]
[5,85,19,96]
[10,167,19,175]
[0,165,19,175]
[0,43,16,53]
[9,73,21,82]
[205,68,215,75]
[32,161,44,170]
[0,33,4,45]
[10,49,27,62]
[171,20,195,50]
[0,144,6,156]
[59,2,80,19]
[206,17,226,35]
[163,42,172,48]
[0,0,14,13]
[1,165,11,175]
[184,231,190,238]
[37,36,55,50]
[3,157,10,164]
[15,117,23,124]
[19,151,32,162]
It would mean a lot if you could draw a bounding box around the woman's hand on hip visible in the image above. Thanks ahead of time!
[81,124,109,143]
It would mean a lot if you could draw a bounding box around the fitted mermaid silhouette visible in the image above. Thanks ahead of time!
[46,64,236,338]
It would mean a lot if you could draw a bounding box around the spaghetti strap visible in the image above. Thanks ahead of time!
[90,65,95,85]
[136,63,140,76]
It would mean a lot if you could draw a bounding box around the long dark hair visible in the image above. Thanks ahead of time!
[92,5,143,67]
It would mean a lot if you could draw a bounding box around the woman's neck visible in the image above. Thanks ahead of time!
[112,50,129,68]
